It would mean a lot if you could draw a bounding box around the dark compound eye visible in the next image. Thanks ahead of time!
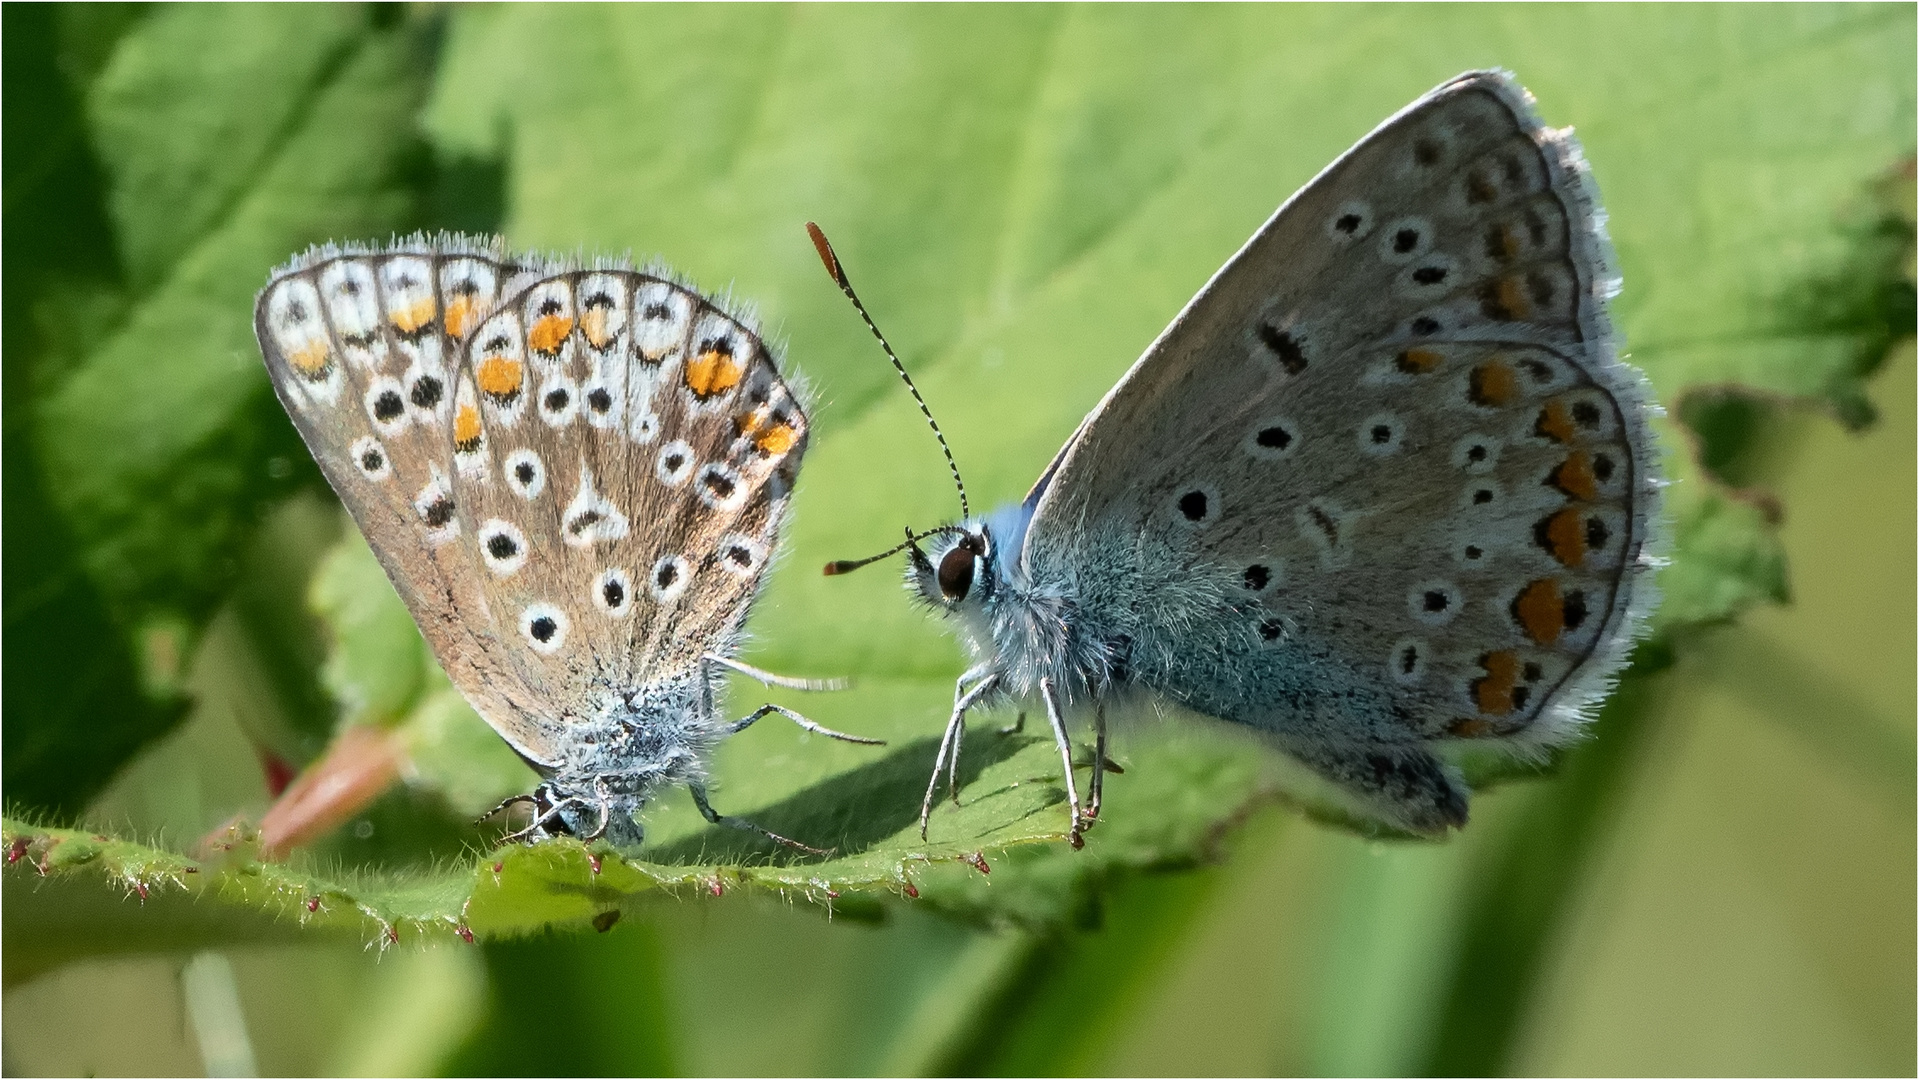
[937,544,977,603]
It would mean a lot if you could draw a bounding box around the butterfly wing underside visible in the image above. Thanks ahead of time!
[256,240,575,764]
[1024,72,1658,810]
[446,270,806,731]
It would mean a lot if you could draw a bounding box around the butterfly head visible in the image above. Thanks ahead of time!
[909,524,995,612]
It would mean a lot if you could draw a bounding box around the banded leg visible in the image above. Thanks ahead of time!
[705,653,850,692]
[919,669,999,839]
[1039,677,1086,849]
[689,783,832,857]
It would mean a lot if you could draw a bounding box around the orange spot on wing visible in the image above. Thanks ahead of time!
[685,348,743,399]
[1548,450,1598,501]
[1537,507,1587,567]
[1512,578,1565,645]
[580,307,614,350]
[1535,398,1577,443]
[1396,347,1442,374]
[289,340,331,377]
[444,297,477,339]
[1449,717,1494,738]
[454,404,483,452]
[391,297,436,334]
[1472,650,1521,715]
[754,423,798,456]
[1481,276,1531,321]
[1468,360,1519,407]
[529,315,574,356]
[1484,223,1520,262]
[476,357,524,401]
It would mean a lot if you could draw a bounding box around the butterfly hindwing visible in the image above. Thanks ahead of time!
[449,269,808,723]
[1022,72,1657,819]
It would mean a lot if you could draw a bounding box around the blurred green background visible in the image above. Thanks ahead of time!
[3,4,1912,1076]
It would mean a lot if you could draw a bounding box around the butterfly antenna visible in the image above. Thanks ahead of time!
[824,526,959,577]
[807,222,969,520]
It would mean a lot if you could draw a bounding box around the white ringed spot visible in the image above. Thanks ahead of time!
[696,463,746,511]
[364,377,411,436]
[349,435,391,481]
[650,555,691,603]
[716,533,767,577]
[520,603,568,654]
[656,441,694,487]
[503,449,545,500]
[478,519,528,577]
[1409,580,1463,627]
[594,567,633,618]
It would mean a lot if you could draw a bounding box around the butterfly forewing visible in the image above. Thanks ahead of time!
[256,239,577,764]
[1027,71,1657,750]
[449,270,807,717]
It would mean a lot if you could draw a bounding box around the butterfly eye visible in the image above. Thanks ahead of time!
[937,545,976,603]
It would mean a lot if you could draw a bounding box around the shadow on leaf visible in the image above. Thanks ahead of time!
[645,729,1043,867]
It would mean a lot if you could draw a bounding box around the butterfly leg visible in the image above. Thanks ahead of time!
[726,703,886,745]
[497,795,591,844]
[999,711,1026,736]
[1084,701,1108,827]
[919,669,999,840]
[705,653,850,692]
[688,783,832,857]
[578,779,615,843]
[477,792,538,827]
[1038,677,1086,849]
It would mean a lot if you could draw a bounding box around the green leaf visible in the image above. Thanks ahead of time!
[31,5,1915,950]
[37,6,435,624]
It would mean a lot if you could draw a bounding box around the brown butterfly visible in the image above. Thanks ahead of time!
[256,235,878,852]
